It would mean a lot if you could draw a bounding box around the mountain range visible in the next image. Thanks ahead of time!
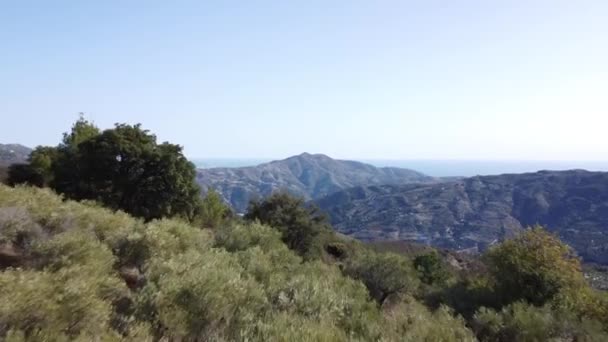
[196,153,436,212]
[316,170,608,264]
[5,144,608,264]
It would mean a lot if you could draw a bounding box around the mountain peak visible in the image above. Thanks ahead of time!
[0,143,32,165]
[197,154,433,212]
[295,152,331,159]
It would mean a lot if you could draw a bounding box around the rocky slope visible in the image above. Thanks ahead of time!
[316,170,608,264]
[196,153,435,212]
[0,144,31,165]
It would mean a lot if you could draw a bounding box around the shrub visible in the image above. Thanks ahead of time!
[245,192,329,258]
[473,302,608,341]
[343,251,420,305]
[484,226,586,306]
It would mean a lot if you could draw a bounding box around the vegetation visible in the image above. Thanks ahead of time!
[0,185,477,341]
[193,189,232,229]
[484,226,586,307]
[8,117,201,222]
[414,250,451,287]
[3,118,608,341]
[245,192,329,258]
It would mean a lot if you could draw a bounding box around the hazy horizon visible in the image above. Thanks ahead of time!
[1,1,607,160]
[192,156,608,177]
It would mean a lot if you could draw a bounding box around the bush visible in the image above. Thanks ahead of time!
[343,251,420,305]
[473,302,608,341]
[483,226,586,306]
[245,192,329,258]
[414,250,451,286]
[1,184,472,341]
[193,189,231,229]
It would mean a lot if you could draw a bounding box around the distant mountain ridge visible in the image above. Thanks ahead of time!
[196,153,435,212]
[0,144,31,166]
[316,170,608,264]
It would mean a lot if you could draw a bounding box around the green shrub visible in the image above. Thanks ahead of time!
[414,250,451,286]
[343,251,420,305]
[382,297,475,341]
[245,192,329,258]
[473,302,608,341]
[484,226,586,307]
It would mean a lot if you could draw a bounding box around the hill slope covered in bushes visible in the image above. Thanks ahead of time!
[0,185,475,341]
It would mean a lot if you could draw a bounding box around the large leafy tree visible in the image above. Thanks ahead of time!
[9,117,201,222]
[53,124,201,221]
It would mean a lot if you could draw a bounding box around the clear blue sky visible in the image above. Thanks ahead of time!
[1,1,607,160]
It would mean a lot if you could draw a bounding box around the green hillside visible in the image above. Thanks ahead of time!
[3,184,608,341]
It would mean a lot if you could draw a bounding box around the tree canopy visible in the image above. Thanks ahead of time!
[8,117,201,222]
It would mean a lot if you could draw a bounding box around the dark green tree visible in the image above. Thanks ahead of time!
[7,163,45,187]
[7,146,59,188]
[7,115,98,188]
[52,123,201,221]
[244,192,328,258]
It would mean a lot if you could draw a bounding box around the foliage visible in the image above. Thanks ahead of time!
[27,146,59,187]
[483,226,586,306]
[343,250,420,305]
[382,297,476,341]
[414,250,451,286]
[0,184,478,341]
[8,117,202,222]
[245,192,329,258]
[193,189,231,228]
[7,164,45,187]
[60,114,100,150]
[472,302,608,341]
[55,124,201,221]
[4,183,607,341]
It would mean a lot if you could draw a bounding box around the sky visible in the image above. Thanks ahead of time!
[1,0,607,160]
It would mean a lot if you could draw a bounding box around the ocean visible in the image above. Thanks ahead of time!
[191,158,608,178]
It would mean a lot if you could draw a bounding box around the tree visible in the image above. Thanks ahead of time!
[244,192,328,258]
[194,189,231,228]
[414,250,450,286]
[7,115,97,188]
[52,123,201,221]
[483,226,585,306]
[60,113,100,149]
[7,147,59,188]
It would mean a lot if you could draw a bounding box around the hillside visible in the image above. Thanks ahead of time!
[316,170,608,264]
[0,184,481,340]
[196,153,435,212]
[0,144,31,165]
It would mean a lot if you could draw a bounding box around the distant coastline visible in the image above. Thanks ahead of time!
[192,158,608,178]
